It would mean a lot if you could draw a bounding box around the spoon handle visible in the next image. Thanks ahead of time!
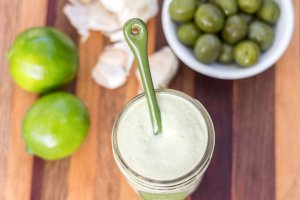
[123,18,162,135]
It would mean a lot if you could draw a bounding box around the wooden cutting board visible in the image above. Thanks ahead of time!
[0,0,300,199]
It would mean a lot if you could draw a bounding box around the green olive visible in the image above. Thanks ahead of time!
[234,41,260,67]
[237,0,262,14]
[177,22,201,46]
[195,4,224,33]
[218,43,234,63]
[222,15,248,44]
[257,1,280,24]
[194,34,221,64]
[213,0,238,16]
[249,21,275,51]
[169,0,196,22]
[239,12,254,24]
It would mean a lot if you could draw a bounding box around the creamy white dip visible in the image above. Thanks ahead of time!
[117,92,208,180]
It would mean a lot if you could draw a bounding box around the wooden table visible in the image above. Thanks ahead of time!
[0,0,299,199]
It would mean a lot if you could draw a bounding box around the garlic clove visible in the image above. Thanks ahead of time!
[111,42,134,72]
[63,0,90,41]
[139,0,159,23]
[92,42,134,89]
[63,0,120,42]
[92,63,127,89]
[78,0,93,4]
[136,47,179,91]
[108,30,124,43]
[100,0,125,14]
[64,0,158,41]
[87,1,120,34]
[116,0,159,25]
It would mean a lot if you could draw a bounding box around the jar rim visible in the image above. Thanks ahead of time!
[112,89,215,186]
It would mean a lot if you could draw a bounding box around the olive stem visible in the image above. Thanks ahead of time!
[123,18,162,135]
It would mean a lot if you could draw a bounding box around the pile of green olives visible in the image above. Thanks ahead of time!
[169,0,280,67]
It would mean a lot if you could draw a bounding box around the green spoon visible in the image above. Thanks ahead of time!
[123,18,162,135]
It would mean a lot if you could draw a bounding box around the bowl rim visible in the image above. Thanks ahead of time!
[162,0,295,80]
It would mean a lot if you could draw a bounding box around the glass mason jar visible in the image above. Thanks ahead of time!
[112,89,215,200]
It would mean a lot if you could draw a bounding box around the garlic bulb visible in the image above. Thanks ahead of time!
[64,0,158,41]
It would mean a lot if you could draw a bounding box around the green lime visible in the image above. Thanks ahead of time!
[8,27,78,94]
[22,92,90,160]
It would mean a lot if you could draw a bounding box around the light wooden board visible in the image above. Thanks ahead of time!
[275,1,300,199]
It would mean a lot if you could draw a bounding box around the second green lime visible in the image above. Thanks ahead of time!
[22,92,90,160]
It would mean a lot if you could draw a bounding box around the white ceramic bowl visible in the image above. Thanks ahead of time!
[162,0,294,79]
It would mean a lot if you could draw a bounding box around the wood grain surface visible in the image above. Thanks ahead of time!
[0,0,299,200]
